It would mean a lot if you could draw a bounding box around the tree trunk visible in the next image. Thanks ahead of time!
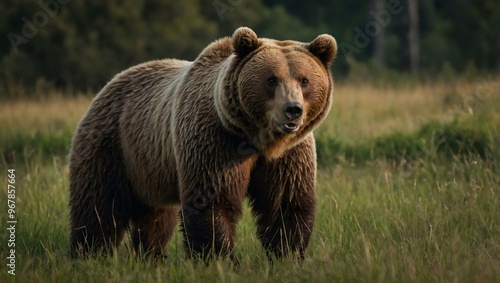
[496,33,500,72]
[408,0,420,73]
[373,0,385,66]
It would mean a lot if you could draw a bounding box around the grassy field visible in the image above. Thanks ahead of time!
[1,78,499,282]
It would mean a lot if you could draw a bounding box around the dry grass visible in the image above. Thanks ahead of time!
[0,95,92,131]
[320,79,500,142]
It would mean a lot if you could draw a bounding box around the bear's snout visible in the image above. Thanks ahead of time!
[282,102,303,120]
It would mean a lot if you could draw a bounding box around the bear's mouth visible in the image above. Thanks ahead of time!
[272,119,301,134]
[280,122,299,133]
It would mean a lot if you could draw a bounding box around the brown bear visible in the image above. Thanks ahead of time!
[69,27,337,260]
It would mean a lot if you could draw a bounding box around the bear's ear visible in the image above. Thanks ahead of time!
[233,27,260,57]
[305,34,337,66]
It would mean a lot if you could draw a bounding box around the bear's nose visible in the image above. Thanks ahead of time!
[283,102,303,120]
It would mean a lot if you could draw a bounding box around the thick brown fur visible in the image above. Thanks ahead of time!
[69,27,337,260]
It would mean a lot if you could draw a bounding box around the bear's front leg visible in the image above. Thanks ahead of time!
[248,135,317,260]
[131,206,178,259]
[180,184,244,261]
[173,110,256,261]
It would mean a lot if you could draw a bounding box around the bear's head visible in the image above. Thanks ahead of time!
[216,27,337,159]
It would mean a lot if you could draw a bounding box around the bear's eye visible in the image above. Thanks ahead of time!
[267,76,278,87]
[301,78,309,86]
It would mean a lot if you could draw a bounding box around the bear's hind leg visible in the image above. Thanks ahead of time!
[69,192,131,257]
[69,137,133,257]
[131,207,178,258]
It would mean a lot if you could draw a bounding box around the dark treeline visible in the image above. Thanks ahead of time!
[1,0,499,94]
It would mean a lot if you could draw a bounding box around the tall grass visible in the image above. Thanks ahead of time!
[1,79,499,282]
